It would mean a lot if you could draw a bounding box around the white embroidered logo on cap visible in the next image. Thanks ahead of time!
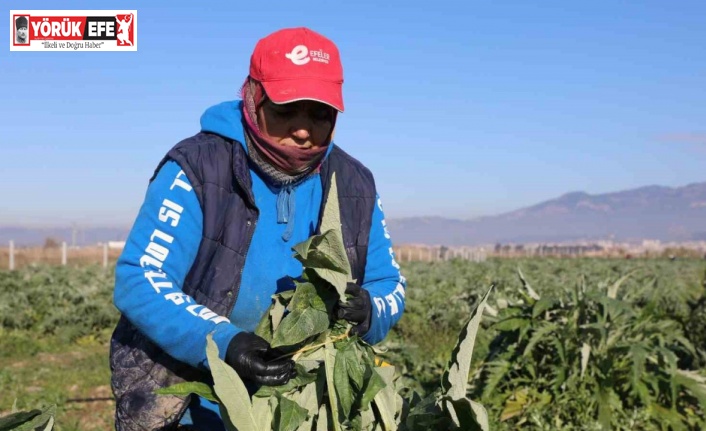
[285,45,310,65]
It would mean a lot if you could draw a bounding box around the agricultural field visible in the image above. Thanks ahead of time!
[1,257,705,430]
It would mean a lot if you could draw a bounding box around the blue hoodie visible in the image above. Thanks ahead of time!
[113,101,406,429]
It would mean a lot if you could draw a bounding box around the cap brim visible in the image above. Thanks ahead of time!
[261,78,344,112]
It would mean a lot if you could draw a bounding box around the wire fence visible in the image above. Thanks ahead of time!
[2,240,122,270]
[1,241,490,270]
[393,245,487,263]
[5,240,701,271]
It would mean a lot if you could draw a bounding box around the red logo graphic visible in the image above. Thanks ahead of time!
[115,13,134,46]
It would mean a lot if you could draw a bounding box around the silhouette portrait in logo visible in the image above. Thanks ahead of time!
[116,13,133,46]
[15,16,29,44]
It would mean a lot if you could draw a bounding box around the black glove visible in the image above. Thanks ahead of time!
[225,332,296,386]
[335,282,372,337]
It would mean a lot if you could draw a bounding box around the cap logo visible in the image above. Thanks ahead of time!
[285,45,310,65]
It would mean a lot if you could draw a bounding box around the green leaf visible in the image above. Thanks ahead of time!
[316,403,331,431]
[580,343,591,379]
[291,172,353,301]
[39,416,54,431]
[649,403,686,430]
[8,405,55,431]
[205,334,257,431]
[0,410,41,430]
[292,235,316,261]
[292,231,347,274]
[629,345,652,406]
[492,317,529,332]
[359,363,387,412]
[596,386,618,430]
[531,297,555,319]
[313,267,350,301]
[334,343,357,418]
[320,172,348,262]
[405,393,448,430]
[5,405,56,431]
[480,360,512,400]
[293,229,352,301]
[274,394,309,431]
[252,396,273,431]
[155,381,218,402]
[361,406,376,429]
[290,282,327,313]
[499,388,529,422]
[324,341,343,431]
[607,269,638,299]
[347,346,365,392]
[271,292,291,330]
[293,381,320,416]
[372,367,398,431]
[522,322,558,358]
[443,285,494,400]
[255,291,294,342]
[674,369,706,406]
[0,409,50,431]
[254,306,274,343]
[271,307,330,348]
[517,268,540,301]
[445,397,489,431]
[294,230,352,301]
[295,230,349,273]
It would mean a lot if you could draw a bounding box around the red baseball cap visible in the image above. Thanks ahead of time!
[249,27,344,112]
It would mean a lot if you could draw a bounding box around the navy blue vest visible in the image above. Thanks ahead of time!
[110,132,376,430]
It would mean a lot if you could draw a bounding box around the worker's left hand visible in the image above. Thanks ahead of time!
[335,282,372,337]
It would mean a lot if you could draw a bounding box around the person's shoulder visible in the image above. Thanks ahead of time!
[171,131,231,153]
[167,131,241,166]
[329,145,374,180]
[152,132,239,186]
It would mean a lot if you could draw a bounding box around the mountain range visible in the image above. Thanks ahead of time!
[1,182,705,247]
[386,181,706,245]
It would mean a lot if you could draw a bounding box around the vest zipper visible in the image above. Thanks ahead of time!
[225,169,259,318]
[226,214,257,318]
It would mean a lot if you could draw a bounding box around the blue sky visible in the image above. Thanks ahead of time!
[1,1,705,227]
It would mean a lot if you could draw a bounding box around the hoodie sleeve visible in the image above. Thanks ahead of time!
[360,194,407,345]
[114,160,241,370]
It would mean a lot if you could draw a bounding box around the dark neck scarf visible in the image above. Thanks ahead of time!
[240,78,334,178]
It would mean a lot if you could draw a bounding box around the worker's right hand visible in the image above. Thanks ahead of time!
[224,332,296,386]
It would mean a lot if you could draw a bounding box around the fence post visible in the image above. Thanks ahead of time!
[9,240,14,271]
[61,241,67,266]
[103,243,109,268]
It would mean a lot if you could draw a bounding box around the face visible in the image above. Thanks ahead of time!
[257,99,335,149]
[17,26,27,40]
